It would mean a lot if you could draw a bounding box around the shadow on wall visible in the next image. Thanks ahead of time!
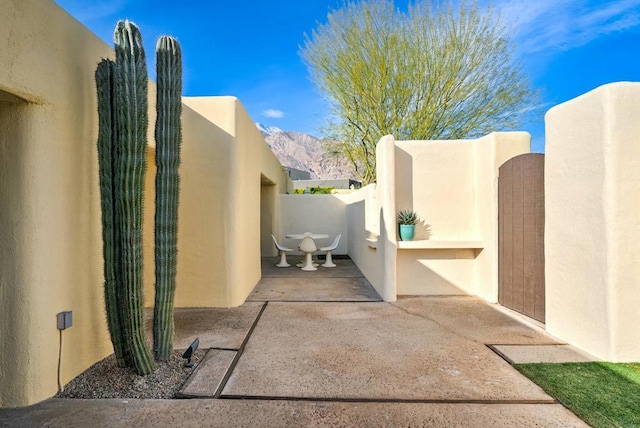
[343,192,382,292]
[395,145,414,236]
[261,177,278,257]
[397,249,478,295]
[395,148,435,240]
[0,95,32,407]
[414,221,432,240]
[395,146,416,212]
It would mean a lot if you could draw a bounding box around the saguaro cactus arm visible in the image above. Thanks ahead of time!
[95,58,127,367]
[153,36,183,361]
[113,20,155,375]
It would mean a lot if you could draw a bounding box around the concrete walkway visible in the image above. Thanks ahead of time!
[0,257,588,427]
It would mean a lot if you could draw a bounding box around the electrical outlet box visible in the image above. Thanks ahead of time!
[57,311,72,330]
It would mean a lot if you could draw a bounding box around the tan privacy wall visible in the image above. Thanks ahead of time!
[545,82,640,362]
[0,0,115,407]
[278,194,349,255]
[393,133,530,301]
[173,97,287,307]
[317,137,398,301]
[143,101,232,307]
[344,184,389,298]
[143,101,235,307]
[279,133,531,302]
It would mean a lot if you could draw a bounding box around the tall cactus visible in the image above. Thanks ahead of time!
[96,20,155,375]
[97,20,184,372]
[113,20,155,375]
[153,36,183,361]
[95,59,127,367]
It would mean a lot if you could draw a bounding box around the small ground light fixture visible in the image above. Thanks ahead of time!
[182,337,200,367]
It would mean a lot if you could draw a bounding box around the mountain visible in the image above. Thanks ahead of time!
[260,128,357,181]
[256,122,283,136]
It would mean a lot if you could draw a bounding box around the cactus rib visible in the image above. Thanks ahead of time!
[113,20,154,375]
[153,36,182,361]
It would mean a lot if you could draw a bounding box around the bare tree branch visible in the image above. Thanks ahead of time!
[300,0,539,184]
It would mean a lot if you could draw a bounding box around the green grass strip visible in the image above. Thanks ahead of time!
[515,362,640,428]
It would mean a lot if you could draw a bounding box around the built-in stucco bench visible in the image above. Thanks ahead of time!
[366,238,484,251]
[396,240,484,250]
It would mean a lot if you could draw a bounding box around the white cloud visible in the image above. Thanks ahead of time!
[263,109,285,119]
[495,0,640,53]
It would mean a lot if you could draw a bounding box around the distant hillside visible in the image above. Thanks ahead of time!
[256,122,283,136]
[257,124,357,180]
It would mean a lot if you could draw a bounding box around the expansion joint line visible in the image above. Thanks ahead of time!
[213,302,268,397]
[217,395,558,405]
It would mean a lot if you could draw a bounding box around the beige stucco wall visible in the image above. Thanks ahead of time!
[545,82,640,362]
[0,0,115,407]
[324,133,530,303]
[178,97,286,307]
[395,140,476,240]
[278,194,349,254]
[276,172,390,298]
[261,182,279,257]
[344,184,388,296]
[393,133,530,300]
[372,135,399,301]
[143,101,234,307]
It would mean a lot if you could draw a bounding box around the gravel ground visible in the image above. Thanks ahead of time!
[56,349,206,399]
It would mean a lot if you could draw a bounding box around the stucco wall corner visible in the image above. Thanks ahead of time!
[375,135,398,302]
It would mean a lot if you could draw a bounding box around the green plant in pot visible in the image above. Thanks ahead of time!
[397,210,419,241]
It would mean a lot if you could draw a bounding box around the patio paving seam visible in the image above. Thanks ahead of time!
[212,302,269,398]
[177,349,237,398]
[248,299,384,303]
[487,344,519,365]
[487,344,600,364]
[216,395,558,405]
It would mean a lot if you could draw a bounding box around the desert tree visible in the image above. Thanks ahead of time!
[300,0,537,184]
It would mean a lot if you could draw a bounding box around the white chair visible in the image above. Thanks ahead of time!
[320,234,341,267]
[298,236,318,271]
[271,235,293,267]
[296,232,319,267]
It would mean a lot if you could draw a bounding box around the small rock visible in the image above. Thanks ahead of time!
[56,349,205,399]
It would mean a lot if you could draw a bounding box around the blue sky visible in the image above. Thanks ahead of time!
[54,0,640,153]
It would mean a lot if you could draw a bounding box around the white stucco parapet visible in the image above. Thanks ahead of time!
[392,132,530,301]
[545,82,640,362]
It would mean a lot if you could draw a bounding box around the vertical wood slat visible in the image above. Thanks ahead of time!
[512,159,525,312]
[522,159,536,317]
[534,160,546,322]
[500,161,514,309]
[498,166,505,306]
[498,154,545,323]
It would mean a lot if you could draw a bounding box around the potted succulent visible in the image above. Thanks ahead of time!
[397,210,419,241]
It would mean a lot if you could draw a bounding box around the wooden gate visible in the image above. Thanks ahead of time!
[498,153,545,323]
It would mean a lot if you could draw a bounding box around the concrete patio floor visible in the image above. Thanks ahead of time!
[0,257,589,427]
[248,256,382,302]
